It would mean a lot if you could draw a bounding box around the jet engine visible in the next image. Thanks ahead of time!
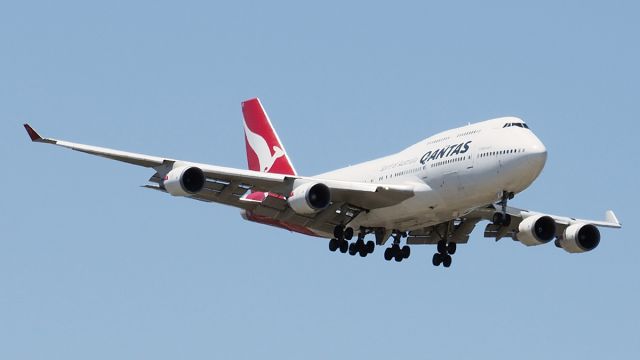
[516,215,556,246]
[557,223,600,253]
[162,166,205,196]
[287,182,331,214]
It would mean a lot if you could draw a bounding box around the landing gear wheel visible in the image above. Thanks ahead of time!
[442,254,452,268]
[339,240,348,253]
[447,242,457,255]
[432,253,442,266]
[437,240,447,254]
[329,238,338,252]
[492,212,504,225]
[348,242,357,256]
[355,239,367,257]
[384,247,393,261]
[344,227,354,240]
[394,251,403,262]
[401,245,411,259]
[366,241,375,254]
[333,225,344,239]
[359,247,368,257]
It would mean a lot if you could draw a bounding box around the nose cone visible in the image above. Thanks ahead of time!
[527,137,547,176]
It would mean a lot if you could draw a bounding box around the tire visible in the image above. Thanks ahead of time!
[348,242,357,256]
[394,252,403,262]
[329,238,338,252]
[401,245,411,259]
[355,239,364,251]
[492,212,504,225]
[384,247,393,261]
[432,253,442,266]
[339,240,348,253]
[366,241,375,254]
[333,226,344,239]
[442,254,452,268]
[359,248,368,257]
[447,242,457,255]
[437,240,447,254]
[344,227,354,240]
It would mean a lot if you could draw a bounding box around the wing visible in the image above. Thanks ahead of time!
[406,203,620,247]
[470,205,621,242]
[24,124,414,223]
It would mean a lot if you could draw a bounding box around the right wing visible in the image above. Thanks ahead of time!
[24,124,415,230]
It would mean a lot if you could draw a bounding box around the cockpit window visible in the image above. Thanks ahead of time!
[503,122,530,129]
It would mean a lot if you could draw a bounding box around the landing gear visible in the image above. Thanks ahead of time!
[432,240,455,268]
[330,225,351,254]
[492,212,512,226]
[329,237,349,253]
[349,237,374,257]
[383,231,410,262]
[432,252,452,267]
[431,219,458,268]
[493,191,514,226]
[331,225,374,257]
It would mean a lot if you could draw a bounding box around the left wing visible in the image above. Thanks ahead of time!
[24,124,414,217]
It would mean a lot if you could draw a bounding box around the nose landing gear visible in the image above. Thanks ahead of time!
[493,191,514,226]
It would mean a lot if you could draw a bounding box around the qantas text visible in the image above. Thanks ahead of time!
[419,141,472,164]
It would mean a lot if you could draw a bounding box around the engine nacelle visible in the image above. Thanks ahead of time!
[516,215,556,246]
[287,182,331,214]
[558,223,600,253]
[163,166,205,196]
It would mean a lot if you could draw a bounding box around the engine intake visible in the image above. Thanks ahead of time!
[163,166,205,196]
[516,215,556,246]
[558,223,600,253]
[287,182,331,214]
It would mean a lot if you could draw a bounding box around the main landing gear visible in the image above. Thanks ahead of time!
[329,225,375,257]
[430,221,457,268]
[383,231,410,262]
[492,191,514,227]
[432,240,456,267]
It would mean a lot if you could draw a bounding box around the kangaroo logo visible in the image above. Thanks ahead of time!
[243,120,285,172]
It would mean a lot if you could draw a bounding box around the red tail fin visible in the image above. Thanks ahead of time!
[241,98,297,175]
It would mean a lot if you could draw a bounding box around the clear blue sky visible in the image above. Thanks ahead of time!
[1,1,638,359]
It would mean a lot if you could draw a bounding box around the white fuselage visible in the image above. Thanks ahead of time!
[314,117,547,236]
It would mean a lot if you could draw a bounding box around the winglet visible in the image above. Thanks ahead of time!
[24,124,42,142]
[23,124,56,144]
[605,210,621,227]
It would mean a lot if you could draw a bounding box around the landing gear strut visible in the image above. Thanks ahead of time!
[383,231,410,262]
[492,191,514,226]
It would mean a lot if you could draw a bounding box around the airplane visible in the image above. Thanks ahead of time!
[23,98,621,268]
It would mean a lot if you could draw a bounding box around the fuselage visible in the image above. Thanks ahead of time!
[311,117,547,237]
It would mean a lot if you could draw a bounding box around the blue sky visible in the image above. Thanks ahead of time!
[1,1,638,359]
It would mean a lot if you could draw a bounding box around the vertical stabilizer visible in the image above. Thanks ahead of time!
[241,98,297,175]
